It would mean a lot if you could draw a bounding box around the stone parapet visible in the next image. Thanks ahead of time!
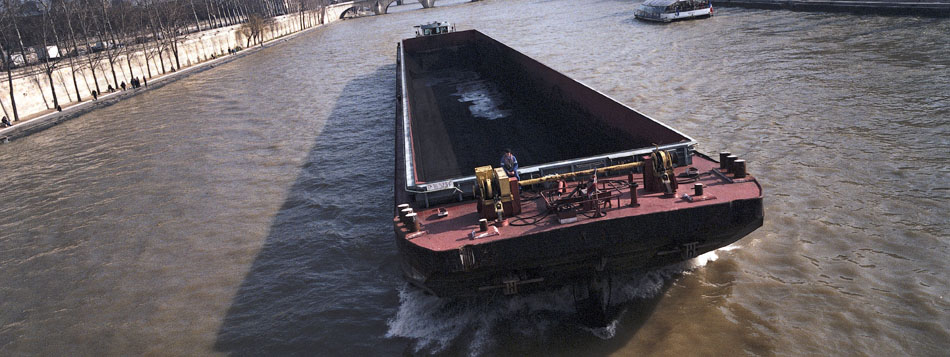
[712,0,950,16]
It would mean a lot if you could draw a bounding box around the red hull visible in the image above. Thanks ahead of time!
[395,154,763,297]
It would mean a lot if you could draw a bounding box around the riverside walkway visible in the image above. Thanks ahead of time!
[0,28,317,143]
[0,1,368,143]
[712,0,950,16]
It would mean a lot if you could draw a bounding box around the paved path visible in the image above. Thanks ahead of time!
[0,24,322,143]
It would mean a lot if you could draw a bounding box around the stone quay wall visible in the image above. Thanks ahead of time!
[711,0,950,16]
[0,4,353,122]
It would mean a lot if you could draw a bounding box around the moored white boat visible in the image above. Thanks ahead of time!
[414,21,456,37]
[635,0,713,22]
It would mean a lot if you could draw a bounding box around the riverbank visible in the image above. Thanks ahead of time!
[1,48,239,142]
[0,10,346,143]
[712,0,950,16]
[0,43,271,143]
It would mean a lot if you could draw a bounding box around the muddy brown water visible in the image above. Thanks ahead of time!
[1,0,947,355]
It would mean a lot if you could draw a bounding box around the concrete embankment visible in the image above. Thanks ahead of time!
[0,2,357,142]
[712,0,950,16]
[3,42,274,141]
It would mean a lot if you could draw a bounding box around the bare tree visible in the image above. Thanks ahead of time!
[35,0,67,108]
[187,0,201,32]
[113,0,144,83]
[4,0,34,116]
[0,2,20,121]
[141,0,168,75]
[153,0,189,70]
[74,0,107,94]
[94,0,126,89]
[202,0,218,29]
[60,0,87,101]
[240,14,271,48]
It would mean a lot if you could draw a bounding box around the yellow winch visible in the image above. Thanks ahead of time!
[475,165,521,220]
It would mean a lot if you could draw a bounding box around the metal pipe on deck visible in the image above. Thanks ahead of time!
[518,161,644,186]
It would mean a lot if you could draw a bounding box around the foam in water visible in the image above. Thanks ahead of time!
[453,79,511,120]
[386,246,732,354]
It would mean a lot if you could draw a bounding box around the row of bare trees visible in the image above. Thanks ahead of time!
[0,0,330,122]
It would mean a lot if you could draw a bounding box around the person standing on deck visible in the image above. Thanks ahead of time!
[500,149,520,181]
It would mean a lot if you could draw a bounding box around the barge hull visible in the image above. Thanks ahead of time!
[396,191,762,297]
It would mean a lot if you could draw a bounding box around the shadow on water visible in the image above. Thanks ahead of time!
[213,66,405,355]
[211,65,741,356]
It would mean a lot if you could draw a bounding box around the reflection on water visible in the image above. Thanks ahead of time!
[0,0,947,355]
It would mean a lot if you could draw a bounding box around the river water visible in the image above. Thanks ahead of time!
[1,0,947,355]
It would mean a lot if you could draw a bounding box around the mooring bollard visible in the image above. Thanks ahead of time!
[733,159,747,178]
[400,207,414,224]
[719,152,731,170]
[406,212,419,232]
[630,182,639,207]
[726,155,738,172]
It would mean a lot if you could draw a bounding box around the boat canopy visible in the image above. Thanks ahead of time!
[641,0,679,7]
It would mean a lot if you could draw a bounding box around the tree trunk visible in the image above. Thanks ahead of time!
[46,70,60,109]
[140,42,153,79]
[40,8,61,108]
[75,3,102,94]
[12,16,33,107]
[90,69,101,95]
[206,0,218,28]
[64,27,83,102]
[69,62,82,102]
[158,50,167,74]
[126,56,135,81]
[190,0,202,32]
[3,53,19,121]
[145,50,153,78]
[109,57,119,89]
[229,3,238,25]
[172,43,181,70]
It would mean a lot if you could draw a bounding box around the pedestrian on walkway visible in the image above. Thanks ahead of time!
[92,90,98,101]
[121,81,126,91]
[143,78,147,87]
[1,116,12,128]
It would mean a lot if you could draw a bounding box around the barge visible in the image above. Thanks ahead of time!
[393,29,762,299]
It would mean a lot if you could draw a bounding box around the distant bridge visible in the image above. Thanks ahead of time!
[330,0,479,18]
